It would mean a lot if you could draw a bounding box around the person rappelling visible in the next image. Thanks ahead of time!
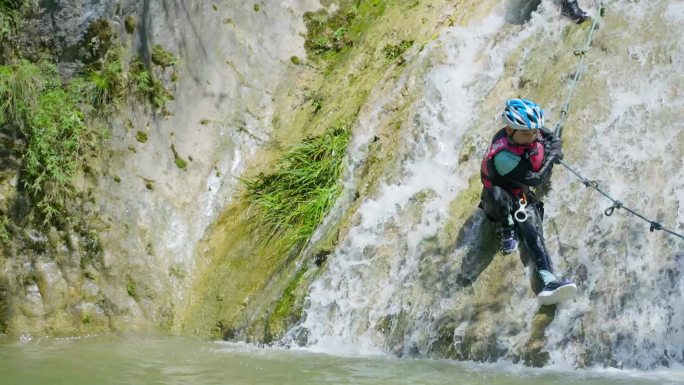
[479,99,577,305]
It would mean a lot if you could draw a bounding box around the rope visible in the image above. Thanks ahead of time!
[558,160,684,240]
[553,1,605,138]
[550,1,684,241]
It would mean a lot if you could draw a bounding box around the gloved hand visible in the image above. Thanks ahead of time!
[546,138,564,163]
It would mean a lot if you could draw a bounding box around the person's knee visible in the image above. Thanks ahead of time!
[490,186,513,207]
[526,203,545,227]
[481,187,513,221]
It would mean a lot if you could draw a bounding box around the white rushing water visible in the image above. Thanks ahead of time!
[293,0,684,369]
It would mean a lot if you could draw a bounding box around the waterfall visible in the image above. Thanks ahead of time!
[292,0,684,369]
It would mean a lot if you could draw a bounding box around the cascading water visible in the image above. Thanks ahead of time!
[291,0,684,369]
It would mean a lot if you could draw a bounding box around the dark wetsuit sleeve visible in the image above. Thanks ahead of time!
[539,127,556,141]
[503,159,554,187]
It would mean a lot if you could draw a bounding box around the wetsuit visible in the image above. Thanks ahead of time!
[480,127,560,283]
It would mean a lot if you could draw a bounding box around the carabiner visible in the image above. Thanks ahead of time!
[514,195,528,223]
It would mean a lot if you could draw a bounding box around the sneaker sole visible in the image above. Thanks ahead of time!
[537,283,577,305]
[501,243,518,254]
[502,246,517,254]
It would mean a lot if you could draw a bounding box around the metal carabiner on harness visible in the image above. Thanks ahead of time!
[514,194,528,223]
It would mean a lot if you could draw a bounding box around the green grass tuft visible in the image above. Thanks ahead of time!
[242,124,350,250]
[302,0,392,61]
[83,46,126,111]
[0,59,48,130]
[0,0,27,59]
[303,8,356,57]
[383,40,413,60]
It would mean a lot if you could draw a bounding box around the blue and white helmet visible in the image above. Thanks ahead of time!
[502,98,545,130]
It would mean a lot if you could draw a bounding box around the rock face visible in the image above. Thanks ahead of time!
[0,0,318,336]
[2,0,683,371]
[42,1,126,61]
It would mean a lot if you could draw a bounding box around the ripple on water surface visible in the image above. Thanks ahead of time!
[0,335,682,385]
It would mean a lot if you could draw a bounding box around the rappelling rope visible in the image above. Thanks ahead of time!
[558,160,684,240]
[550,1,684,241]
[552,1,605,138]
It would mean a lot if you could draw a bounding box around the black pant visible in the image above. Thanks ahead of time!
[480,186,553,276]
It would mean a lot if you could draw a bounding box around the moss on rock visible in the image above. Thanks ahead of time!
[180,201,292,338]
[124,15,137,34]
[84,19,116,62]
[0,277,10,334]
[171,144,187,170]
[302,7,356,58]
[151,45,176,68]
[135,131,148,143]
[383,40,413,61]
[263,267,308,343]
[520,305,556,367]
[129,56,174,110]
[174,158,187,170]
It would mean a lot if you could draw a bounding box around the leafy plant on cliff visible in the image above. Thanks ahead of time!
[84,46,127,111]
[83,18,116,62]
[303,8,356,57]
[0,9,178,223]
[303,0,391,60]
[0,60,91,221]
[25,87,87,219]
[129,56,173,110]
[242,124,350,250]
[0,0,28,58]
[383,40,414,60]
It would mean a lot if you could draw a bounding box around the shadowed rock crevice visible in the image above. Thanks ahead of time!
[0,278,10,334]
[505,0,543,25]
[453,212,499,287]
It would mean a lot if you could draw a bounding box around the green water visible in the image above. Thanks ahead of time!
[0,335,680,385]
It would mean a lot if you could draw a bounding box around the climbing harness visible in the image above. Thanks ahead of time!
[514,194,529,223]
[550,1,684,241]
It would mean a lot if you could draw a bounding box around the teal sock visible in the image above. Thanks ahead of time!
[539,270,558,286]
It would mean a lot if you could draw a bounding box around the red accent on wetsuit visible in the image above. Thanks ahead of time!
[480,128,545,196]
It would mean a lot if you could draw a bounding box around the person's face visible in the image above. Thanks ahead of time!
[506,127,538,145]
